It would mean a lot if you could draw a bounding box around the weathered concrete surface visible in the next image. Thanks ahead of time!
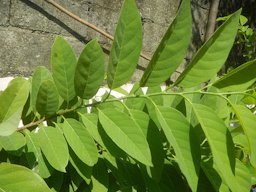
[0,0,10,26]
[0,26,84,76]
[0,0,210,82]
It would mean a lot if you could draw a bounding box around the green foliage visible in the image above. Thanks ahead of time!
[0,0,256,191]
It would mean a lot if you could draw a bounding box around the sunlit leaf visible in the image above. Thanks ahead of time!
[38,126,69,172]
[140,0,192,86]
[75,39,104,99]
[213,60,256,91]
[107,0,142,89]
[51,36,77,102]
[58,118,98,166]
[0,163,51,192]
[0,77,30,136]
[175,9,241,88]
[0,132,25,151]
[98,108,152,166]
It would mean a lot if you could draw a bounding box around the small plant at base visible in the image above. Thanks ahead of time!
[0,0,256,191]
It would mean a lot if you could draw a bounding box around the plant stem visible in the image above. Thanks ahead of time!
[17,88,254,131]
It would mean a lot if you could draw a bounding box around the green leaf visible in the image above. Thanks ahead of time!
[75,39,104,99]
[0,163,51,192]
[212,60,256,91]
[24,130,53,178]
[98,108,152,166]
[201,158,229,192]
[140,0,192,86]
[31,66,52,112]
[79,113,105,148]
[107,0,142,89]
[232,105,256,167]
[192,104,240,192]
[69,147,92,184]
[0,132,25,151]
[154,105,200,191]
[91,159,109,192]
[51,36,77,102]
[130,110,164,182]
[36,79,59,116]
[175,9,241,88]
[58,118,98,166]
[235,159,251,192]
[38,126,69,172]
[0,77,30,136]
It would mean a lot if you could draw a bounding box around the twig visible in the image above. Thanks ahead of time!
[44,0,150,61]
[204,0,220,41]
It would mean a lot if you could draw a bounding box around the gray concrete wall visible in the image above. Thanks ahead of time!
[0,0,209,81]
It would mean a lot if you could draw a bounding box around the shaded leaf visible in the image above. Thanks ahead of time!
[0,78,30,136]
[0,163,51,192]
[31,66,52,112]
[38,126,69,172]
[107,0,142,89]
[232,104,256,167]
[129,109,164,182]
[75,39,104,99]
[69,148,92,184]
[24,130,53,178]
[155,105,200,191]
[201,158,229,192]
[140,0,192,86]
[175,9,241,88]
[79,113,105,147]
[91,158,109,192]
[98,108,152,166]
[192,103,241,192]
[51,36,77,102]
[235,159,251,192]
[213,60,256,91]
[36,79,59,116]
[58,118,98,166]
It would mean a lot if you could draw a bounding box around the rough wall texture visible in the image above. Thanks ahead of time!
[0,0,209,81]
